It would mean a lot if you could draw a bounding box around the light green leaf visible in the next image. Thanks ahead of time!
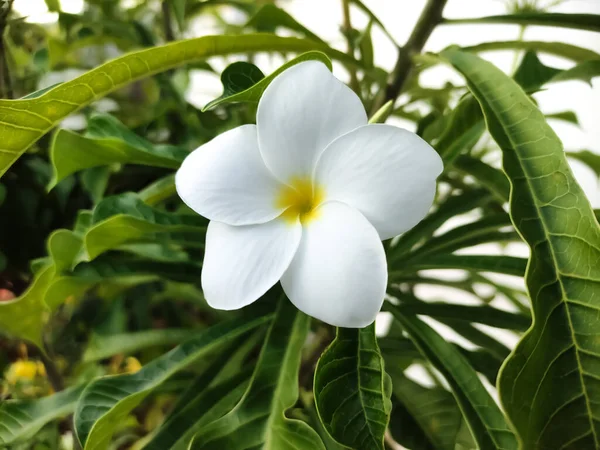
[388,305,517,450]
[314,324,391,450]
[138,174,176,205]
[442,48,600,450]
[463,41,600,62]
[0,33,356,179]
[0,385,85,446]
[82,328,197,362]
[172,0,187,30]
[74,311,272,450]
[190,298,325,450]
[49,114,187,189]
[368,100,393,124]
[203,51,331,111]
[444,13,600,32]
[246,4,325,43]
[546,110,580,126]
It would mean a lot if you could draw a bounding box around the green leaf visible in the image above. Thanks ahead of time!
[393,254,527,278]
[444,13,600,32]
[83,193,206,260]
[442,48,600,450]
[350,0,398,46]
[453,155,510,203]
[0,385,85,446]
[74,311,272,450]
[546,110,580,126]
[388,305,517,450]
[368,100,393,124]
[246,4,325,43]
[172,0,187,30]
[388,373,471,450]
[82,328,197,362]
[0,34,356,179]
[567,150,600,179]
[314,324,392,450]
[49,114,187,189]
[383,298,530,332]
[190,298,325,450]
[44,0,60,12]
[463,40,600,63]
[138,174,176,205]
[203,51,331,111]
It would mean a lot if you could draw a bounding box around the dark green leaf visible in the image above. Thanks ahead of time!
[388,306,517,449]
[314,324,392,450]
[246,4,325,43]
[393,254,527,277]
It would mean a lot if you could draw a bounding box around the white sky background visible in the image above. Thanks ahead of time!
[12,0,600,404]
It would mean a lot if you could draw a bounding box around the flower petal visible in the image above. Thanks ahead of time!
[314,124,443,240]
[202,218,302,310]
[281,202,387,328]
[176,125,285,226]
[257,61,367,182]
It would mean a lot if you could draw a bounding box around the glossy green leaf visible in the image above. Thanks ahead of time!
[314,324,392,450]
[442,48,600,450]
[49,114,187,189]
[0,385,85,446]
[190,298,325,450]
[388,306,517,450]
[74,312,272,450]
[464,40,600,63]
[246,4,325,43]
[444,13,600,32]
[203,51,331,111]
[82,328,197,362]
[0,33,355,179]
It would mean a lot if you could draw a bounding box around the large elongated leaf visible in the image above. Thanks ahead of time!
[388,305,517,450]
[464,41,600,62]
[74,311,272,450]
[314,324,392,450]
[444,13,600,31]
[190,298,325,450]
[0,34,354,178]
[0,385,85,445]
[393,254,527,277]
[49,114,187,189]
[442,48,600,450]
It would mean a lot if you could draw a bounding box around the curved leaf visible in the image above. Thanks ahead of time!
[393,254,527,278]
[190,298,325,450]
[0,33,355,178]
[442,48,600,449]
[314,324,392,450]
[0,385,85,446]
[388,305,517,450]
[203,51,331,111]
[463,41,599,63]
[74,312,272,450]
[49,114,187,189]
[246,4,325,43]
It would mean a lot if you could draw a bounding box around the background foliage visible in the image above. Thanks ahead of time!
[0,0,599,449]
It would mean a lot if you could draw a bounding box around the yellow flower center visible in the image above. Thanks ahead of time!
[276,177,325,224]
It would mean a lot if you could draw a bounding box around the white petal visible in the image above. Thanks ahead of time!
[314,124,443,240]
[175,125,285,226]
[257,61,367,182]
[281,202,387,328]
[202,218,302,310]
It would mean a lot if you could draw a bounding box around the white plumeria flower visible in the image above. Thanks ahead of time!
[176,61,442,328]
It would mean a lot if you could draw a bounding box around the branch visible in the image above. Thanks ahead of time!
[373,0,448,112]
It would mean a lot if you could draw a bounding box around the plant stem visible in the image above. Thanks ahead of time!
[341,0,360,93]
[161,0,175,42]
[0,0,14,99]
[372,0,448,113]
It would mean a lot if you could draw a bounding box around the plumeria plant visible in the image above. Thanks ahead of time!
[0,0,599,449]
